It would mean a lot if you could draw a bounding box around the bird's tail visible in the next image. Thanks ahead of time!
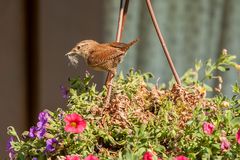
[109,38,139,52]
[127,38,139,47]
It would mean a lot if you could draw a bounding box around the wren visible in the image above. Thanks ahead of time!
[66,39,138,78]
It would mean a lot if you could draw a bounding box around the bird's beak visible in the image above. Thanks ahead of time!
[65,51,74,56]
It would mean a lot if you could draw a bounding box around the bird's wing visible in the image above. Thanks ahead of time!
[108,42,128,48]
[87,46,124,67]
[107,39,139,52]
[107,42,131,52]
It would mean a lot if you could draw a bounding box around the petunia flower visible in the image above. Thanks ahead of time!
[29,126,46,139]
[60,85,69,99]
[46,138,58,152]
[66,155,81,160]
[220,137,230,151]
[37,111,50,130]
[6,136,15,159]
[58,110,65,120]
[143,151,153,160]
[29,126,37,138]
[36,128,46,139]
[84,154,99,160]
[174,155,189,160]
[38,111,49,124]
[37,120,47,129]
[29,111,50,139]
[64,113,86,134]
[236,129,240,144]
[203,122,215,135]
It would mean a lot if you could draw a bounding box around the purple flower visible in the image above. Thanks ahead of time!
[37,111,49,132]
[6,136,13,150]
[38,112,49,124]
[29,126,46,139]
[29,126,37,138]
[36,128,46,139]
[58,113,64,120]
[60,85,69,99]
[28,111,50,139]
[6,137,15,159]
[37,120,47,129]
[46,138,58,152]
[32,158,38,160]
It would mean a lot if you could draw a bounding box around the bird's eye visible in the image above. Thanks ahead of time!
[77,46,80,49]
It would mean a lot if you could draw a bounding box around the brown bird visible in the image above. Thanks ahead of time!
[66,39,138,81]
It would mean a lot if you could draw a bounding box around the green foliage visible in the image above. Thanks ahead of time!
[181,49,238,92]
[7,51,240,160]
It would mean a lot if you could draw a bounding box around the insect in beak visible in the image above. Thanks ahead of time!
[65,51,74,56]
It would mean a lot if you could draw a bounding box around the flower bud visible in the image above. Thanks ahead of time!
[221,101,230,108]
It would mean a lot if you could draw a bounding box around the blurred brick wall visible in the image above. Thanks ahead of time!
[0,0,105,157]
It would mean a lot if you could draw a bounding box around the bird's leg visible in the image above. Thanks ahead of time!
[105,72,114,88]
[109,69,116,85]
[101,69,116,116]
[104,69,116,105]
[103,0,129,108]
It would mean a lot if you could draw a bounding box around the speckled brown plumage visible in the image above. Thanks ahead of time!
[66,39,138,77]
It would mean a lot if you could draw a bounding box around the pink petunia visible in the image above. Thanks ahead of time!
[203,122,215,135]
[220,137,231,151]
[84,154,99,160]
[66,155,81,160]
[64,113,86,134]
[174,155,189,160]
[236,129,240,144]
[143,151,153,160]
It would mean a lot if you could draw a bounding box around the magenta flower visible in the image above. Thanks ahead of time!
[236,129,240,144]
[84,154,99,160]
[143,151,153,160]
[66,155,81,160]
[203,122,215,135]
[64,113,86,134]
[220,137,230,151]
[174,155,189,160]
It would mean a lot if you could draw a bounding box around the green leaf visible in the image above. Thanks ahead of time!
[212,143,220,150]
[195,60,202,71]
[135,147,146,156]
[225,110,233,122]
[231,117,240,127]
[232,83,240,94]
[17,154,25,160]
[217,66,226,72]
